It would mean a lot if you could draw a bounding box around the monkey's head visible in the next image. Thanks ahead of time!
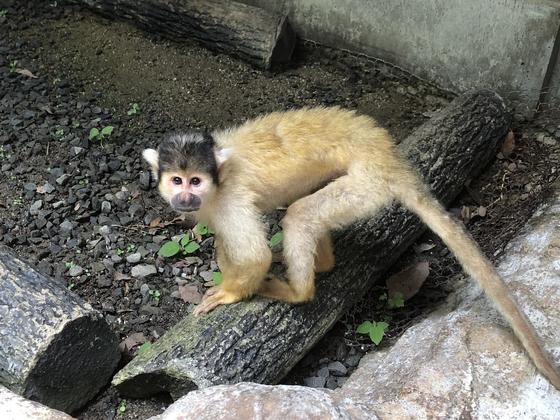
[142,131,231,213]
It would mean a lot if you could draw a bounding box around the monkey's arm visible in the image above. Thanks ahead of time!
[193,204,272,315]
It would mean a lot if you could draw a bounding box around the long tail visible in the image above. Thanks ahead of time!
[397,183,560,389]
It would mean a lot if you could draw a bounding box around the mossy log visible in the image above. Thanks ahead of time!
[0,246,120,413]
[113,90,511,398]
[68,0,295,70]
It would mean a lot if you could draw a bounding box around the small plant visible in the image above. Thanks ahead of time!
[117,400,127,415]
[89,125,114,142]
[12,197,23,206]
[356,320,389,345]
[116,248,125,256]
[269,231,283,247]
[0,10,7,17]
[212,271,223,286]
[52,127,65,140]
[9,60,18,72]
[65,261,75,269]
[126,244,136,253]
[194,223,214,237]
[387,292,405,309]
[127,102,140,115]
[0,145,6,159]
[149,289,161,305]
[158,234,201,257]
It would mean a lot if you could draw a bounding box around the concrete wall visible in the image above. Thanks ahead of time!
[243,0,560,115]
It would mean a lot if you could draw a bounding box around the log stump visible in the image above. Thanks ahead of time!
[0,246,120,413]
[68,0,296,70]
[113,90,511,398]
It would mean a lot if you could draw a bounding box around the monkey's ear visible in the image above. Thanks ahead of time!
[142,148,159,179]
[214,147,233,167]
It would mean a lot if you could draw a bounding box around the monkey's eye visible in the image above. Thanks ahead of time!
[172,177,183,185]
[190,177,201,186]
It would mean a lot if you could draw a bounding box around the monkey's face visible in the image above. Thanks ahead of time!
[158,170,216,212]
[142,131,230,214]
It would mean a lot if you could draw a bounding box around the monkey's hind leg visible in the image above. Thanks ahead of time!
[258,173,390,303]
[314,233,335,273]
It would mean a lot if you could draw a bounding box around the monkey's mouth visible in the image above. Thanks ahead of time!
[173,205,200,213]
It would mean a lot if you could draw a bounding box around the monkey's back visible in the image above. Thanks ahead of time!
[212,107,404,209]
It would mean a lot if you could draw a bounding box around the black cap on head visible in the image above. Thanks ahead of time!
[158,130,219,184]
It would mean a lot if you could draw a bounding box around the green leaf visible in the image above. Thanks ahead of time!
[180,235,191,247]
[377,321,389,331]
[269,231,284,247]
[194,223,208,235]
[183,241,200,254]
[212,271,223,285]
[158,241,181,257]
[369,323,386,345]
[137,341,152,355]
[89,127,99,139]
[388,292,405,308]
[356,320,374,334]
[101,125,114,136]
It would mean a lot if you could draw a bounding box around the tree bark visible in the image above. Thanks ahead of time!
[112,90,511,399]
[68,0,296,70]
[0,246,120,413]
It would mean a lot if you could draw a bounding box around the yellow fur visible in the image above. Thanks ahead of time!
[147,106,560,389]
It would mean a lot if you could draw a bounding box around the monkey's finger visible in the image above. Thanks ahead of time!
[204,286,220,297]
[193,296,223,316]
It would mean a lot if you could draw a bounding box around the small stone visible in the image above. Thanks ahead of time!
[99,225,112,236]
[56,174,70,185]
[139,171,151,190]
[345,354,362,368]
[126,253,142,264]
[317,367,330,378]
[303,377,326,388]
[29,200,43,215]
[199,270,214,282]
[68,265,84,277]
[132,264,157,278]
[328,361,348,376]
[325,377,338,390]
[24,182,37,192]
[140,305,162,316]
[184,256,203,265]
[111,254,123,263]
[152,235,167,244]
[101,201,112,214]
[72,146,85,155]
[60,220,73,234]
[97,276,113,287]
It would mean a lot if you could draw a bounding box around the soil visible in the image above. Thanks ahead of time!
[1,1,559,419]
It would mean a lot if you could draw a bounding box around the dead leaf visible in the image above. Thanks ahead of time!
[119,332,147,352]
[413,242,435,254]
[149,217,162,228]
[114,272,132,281]
[178,284,203,304]
[460,205,472,222]
[386,261,430,301]
[15,68,38,78]
[501,131,515,158]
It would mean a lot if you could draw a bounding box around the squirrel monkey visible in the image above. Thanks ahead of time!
[143,106,560,389]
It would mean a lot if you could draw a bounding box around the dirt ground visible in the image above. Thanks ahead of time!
[1,2,559,419]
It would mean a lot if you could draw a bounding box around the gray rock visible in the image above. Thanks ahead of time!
[317,366,330,378]
[344,354,362,368]
[101,201,111,214]
[199,270,214,282]
[140,305,162,316]
[140,283,151,296]
[55,174,70,186]
[303,376,326,388]
[126,253,142,264]
[59,220,73,235]
[96,276,113,288]
[29,200,43,216]
[68,265,84,277]
[99,225,112,236]
[327,361,347,376]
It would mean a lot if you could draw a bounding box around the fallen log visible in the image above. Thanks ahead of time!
[0,246,120,413]
[113,90,511,398]
[68,0,296,70]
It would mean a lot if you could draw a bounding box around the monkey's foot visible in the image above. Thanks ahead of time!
[193,286,243,316]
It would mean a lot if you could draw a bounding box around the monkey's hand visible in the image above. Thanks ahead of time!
[192,286,244,316]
